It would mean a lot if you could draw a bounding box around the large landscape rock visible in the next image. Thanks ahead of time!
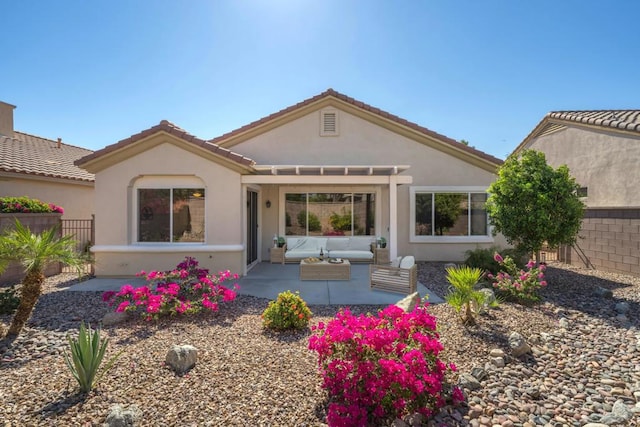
[395,292,420,313]
[102,312,128,326]
[508,332,531,357]
[104,404,142,427]
[165,344,198,374]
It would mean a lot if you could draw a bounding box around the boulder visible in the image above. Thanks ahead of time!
[490,357,505,368]
[489,348,505,358]
[508,332,531,357]
[594,286,613,299]
[558,318,570,329]
[165,344,198,374]
[395,292,421,313]
[458,373,482,391]
[615,302,630,314]
[471,366,488,381]
[102,312,129,326]
[104,404,142,427]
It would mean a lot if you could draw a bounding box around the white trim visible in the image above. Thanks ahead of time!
[242,175,412,185]
[91,244,243,253]
[278,186,382,238]
[389,175,398,259]
[409,186,493,243]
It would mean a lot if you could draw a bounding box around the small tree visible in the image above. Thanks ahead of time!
[0,220,85,337]
[486,150,585,257]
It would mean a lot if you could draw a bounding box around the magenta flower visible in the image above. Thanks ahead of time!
[493,252,503,263]
[526,260,535,269]
[116,301,130,312]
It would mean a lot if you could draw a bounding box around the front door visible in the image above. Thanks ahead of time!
[246,189,259,267]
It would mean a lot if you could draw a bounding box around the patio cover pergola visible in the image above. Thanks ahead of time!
[242,164,412,260]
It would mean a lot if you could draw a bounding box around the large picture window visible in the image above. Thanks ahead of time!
[285,192,375,236]
[138,188,205,242]
[410,187,491,242]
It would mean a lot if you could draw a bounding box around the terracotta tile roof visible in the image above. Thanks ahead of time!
[75,120,255,168]
[517,110,640,153]
[547,110,640,132]
[209,88,503,165]
[0,131,94,182]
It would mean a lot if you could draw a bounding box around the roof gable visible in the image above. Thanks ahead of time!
[210,89,502,172]
[0,131,94,182]
[515,109,640,154]
[76,120,255,173]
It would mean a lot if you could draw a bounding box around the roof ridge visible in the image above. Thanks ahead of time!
[75,120,255,168]
[209,88,502,165]
[13,130,94,152]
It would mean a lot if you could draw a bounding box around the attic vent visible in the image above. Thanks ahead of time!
[320,109,339,136]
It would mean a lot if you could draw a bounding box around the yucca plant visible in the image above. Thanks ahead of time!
[64,321,122,393]
[444,265,486,325]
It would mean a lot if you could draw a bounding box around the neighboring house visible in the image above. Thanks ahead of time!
[76,89,507,277]
[514,110,640,276]
[0,101,95,219]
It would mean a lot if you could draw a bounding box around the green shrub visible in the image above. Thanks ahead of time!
[297,210,321,232]
[329,209,352,232]
[444,265,486,325]
[64,321,123,393]
[0,286,20,315]
[464,246,527,275]
[262,290,312,330]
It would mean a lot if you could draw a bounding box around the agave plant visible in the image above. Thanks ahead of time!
[64,321,122,393]
[444,265,486,325]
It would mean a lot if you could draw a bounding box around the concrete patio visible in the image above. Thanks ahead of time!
[66,262,444,305]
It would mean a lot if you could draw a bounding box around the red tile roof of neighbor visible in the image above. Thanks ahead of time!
[75,120,255,167]
[209,88,503,165]
[518,110,640,151]
[0,131,94,182]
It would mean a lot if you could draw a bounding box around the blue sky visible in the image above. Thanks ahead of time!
[2,0,639,159]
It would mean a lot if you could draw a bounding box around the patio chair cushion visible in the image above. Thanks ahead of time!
[391,256,403,268]
[399,256,415,269]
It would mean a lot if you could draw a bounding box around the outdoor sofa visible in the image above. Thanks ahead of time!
[283,236,375,263]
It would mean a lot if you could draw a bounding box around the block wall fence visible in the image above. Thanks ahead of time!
[559,208,640,276]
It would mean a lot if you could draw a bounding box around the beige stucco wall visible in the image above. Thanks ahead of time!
[526,126,640,208]
[0,175,94,219]
[92,136,244,276]
[233,108,506,262]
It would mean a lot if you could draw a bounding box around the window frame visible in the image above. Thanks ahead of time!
[132,176,206,245]
[279,186,380,237]
[409,186,493,243]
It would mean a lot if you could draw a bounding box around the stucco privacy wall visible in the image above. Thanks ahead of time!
[92,137,244,276]
[1,176,94,219]
[527,126,640,208]
[560,208,640,276]
[232,108,506,261]
[0,213,62,283]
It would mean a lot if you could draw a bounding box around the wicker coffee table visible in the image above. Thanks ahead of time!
[300,259,351,281]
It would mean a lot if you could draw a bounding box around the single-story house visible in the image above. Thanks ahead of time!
[0,101,95,219]
[514,110,640,276]
[76,89,507,277]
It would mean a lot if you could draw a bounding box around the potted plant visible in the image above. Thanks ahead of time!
[378,237,387,248]
[277,236,286,248]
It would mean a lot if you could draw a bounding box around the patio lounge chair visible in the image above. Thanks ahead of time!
[369,255,417,295]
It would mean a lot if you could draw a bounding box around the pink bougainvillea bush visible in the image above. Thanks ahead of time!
[103,257,239,320]
[308,304,463,427]
[488,252,547,303]
[0,196,63,214]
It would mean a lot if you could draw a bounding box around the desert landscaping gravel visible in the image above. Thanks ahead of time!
[0,262,639,426]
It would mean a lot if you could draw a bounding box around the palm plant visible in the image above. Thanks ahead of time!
[0,219,85,337]
[444,265,486,325]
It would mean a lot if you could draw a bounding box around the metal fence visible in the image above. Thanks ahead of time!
[61,215,95,275]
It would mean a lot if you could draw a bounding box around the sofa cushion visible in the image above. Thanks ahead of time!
[284,249,320,259]
[288,238,318,251]
[329,250,374,260]
[348,237,374,251]
[326,238,349,251]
